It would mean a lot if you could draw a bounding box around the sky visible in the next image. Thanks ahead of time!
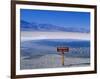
[20,9,90,28]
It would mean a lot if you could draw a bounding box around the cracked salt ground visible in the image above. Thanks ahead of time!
[20,54,90,70]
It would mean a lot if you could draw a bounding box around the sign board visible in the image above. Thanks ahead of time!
[57,47,69,53]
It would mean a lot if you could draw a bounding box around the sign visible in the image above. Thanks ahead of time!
[57,47,69,52]
[57,47,69,66]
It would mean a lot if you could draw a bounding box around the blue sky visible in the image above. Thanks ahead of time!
[20,9,90,29]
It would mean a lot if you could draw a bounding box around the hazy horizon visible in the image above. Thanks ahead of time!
[21,31,90,41]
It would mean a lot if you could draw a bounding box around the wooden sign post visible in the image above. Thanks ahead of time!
[57,47,69,66]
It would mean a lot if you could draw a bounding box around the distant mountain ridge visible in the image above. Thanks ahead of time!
[21,20,90,33]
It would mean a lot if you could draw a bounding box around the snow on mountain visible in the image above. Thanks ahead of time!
[20,20,90,33]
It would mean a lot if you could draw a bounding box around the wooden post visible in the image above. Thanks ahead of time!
[57,47,69,66]
[62,52,64,66]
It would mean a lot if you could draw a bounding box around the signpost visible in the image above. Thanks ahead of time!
[57,47,69,66]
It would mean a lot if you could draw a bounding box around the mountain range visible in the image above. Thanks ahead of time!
[21,20,90,33]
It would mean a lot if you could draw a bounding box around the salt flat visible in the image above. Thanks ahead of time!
[20,54,90,70]
[20,31,90,70]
